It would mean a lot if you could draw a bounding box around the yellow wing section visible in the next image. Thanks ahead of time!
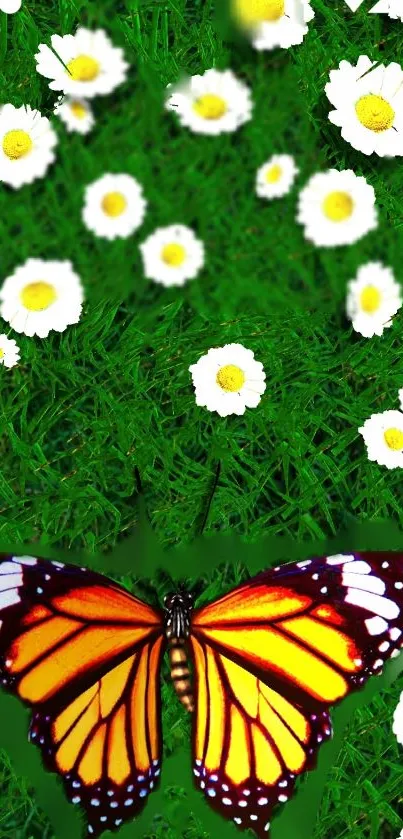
[189,634,332,838]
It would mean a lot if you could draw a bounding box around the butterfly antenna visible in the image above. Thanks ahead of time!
[196,460,221,538]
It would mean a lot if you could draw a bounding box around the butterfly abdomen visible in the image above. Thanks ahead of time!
[168,637,194,712]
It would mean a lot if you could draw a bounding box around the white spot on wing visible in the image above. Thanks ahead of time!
[0,574,22,592]
[16,556,37,566]
[326,554,355,565]
[365,616,388,635]
[297,560,311,568]
[346,589,399,619]
[390,627,402,641]
[0,562,21,575]
[342,572,385,595]
[0,590,20,609]
[344,560,372,575]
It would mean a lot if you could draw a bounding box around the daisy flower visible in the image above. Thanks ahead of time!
[0,335,20,368]
[346,262,402,338]
[256,154,299,199]
[189,343,266,417]
[297,169,377,247]
[0,258,84,339]
[165,69,252,135]
[393,691,403,746]
[53,96,95,135]
[370,0,403,21]
[359,410,403,469]
[82,174,147,241]
[0,0,21,11]
[140,225,205,288]
[35,28,129,99]
[325,55,403,157]
[0,104,57,189]
[232,0,315,51]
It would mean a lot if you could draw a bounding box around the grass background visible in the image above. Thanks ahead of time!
[0,0,403,837]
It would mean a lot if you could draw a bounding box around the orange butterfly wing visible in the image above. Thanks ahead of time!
[189,552,403,837]
[0,554,165,837]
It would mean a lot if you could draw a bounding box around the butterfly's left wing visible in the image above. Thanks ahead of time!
[188,551,403,838]
[0,554,166,838]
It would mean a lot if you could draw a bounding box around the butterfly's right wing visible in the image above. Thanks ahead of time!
[0,554,166,837]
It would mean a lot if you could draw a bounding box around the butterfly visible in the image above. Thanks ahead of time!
[0,550,402,839]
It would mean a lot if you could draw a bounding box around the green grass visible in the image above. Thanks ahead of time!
[1,0,403,837]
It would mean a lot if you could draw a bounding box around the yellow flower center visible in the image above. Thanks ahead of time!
[20,281,57,312]
[101,192,127,217]
[70,101,88,119]
[216,364,246,392]
[234,0,285,24]
[67,55,100,82]
[360,285,382,314]
[355,94,395,133]
[2,129,33,160]
[265,164,282,183]
[384,427,403,451]
[193,94,227,120]
[322,191,354,222]
[0,348,4,359]
[161,243,186,267]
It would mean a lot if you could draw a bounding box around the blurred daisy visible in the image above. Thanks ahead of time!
[232,0,315,51]
[140,224,205,288]
[297,169,377,247]
[0,0,21,11]
[325,55,403,157]
[359,410,403,469]
[0,258,84,338]
[82,173,147,240]
[53,96,95,135]
[189,343,266,417]
[0,335,20,368]
[393,691,403,745]
[165,69,252,135]
[346,262,402,338]
[370,0,403,20]
[256,154,299,199]
[35,28,129,98]
[0,104,57,189]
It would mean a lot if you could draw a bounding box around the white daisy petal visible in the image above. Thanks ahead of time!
[189,343,266,416]
[0,0,22,12]
[297,168,377,248]
[0,334,20,367]
[0,104,57,189]
[140,225,205,287]
[165,68,252,135]
[346,262,402,338]
[233,0,314,51]
[256,154,299,199]
[53,96,95,135]
[0,258,84,339]
[359,410,403,469]
[325,56,403,157]
[82,174,147,240]
[35,27,129,98]
[370,0,403,20]
[393,691,403,746]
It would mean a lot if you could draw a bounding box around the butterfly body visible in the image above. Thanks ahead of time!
[0,551,402,839]
[164,590,195,711]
